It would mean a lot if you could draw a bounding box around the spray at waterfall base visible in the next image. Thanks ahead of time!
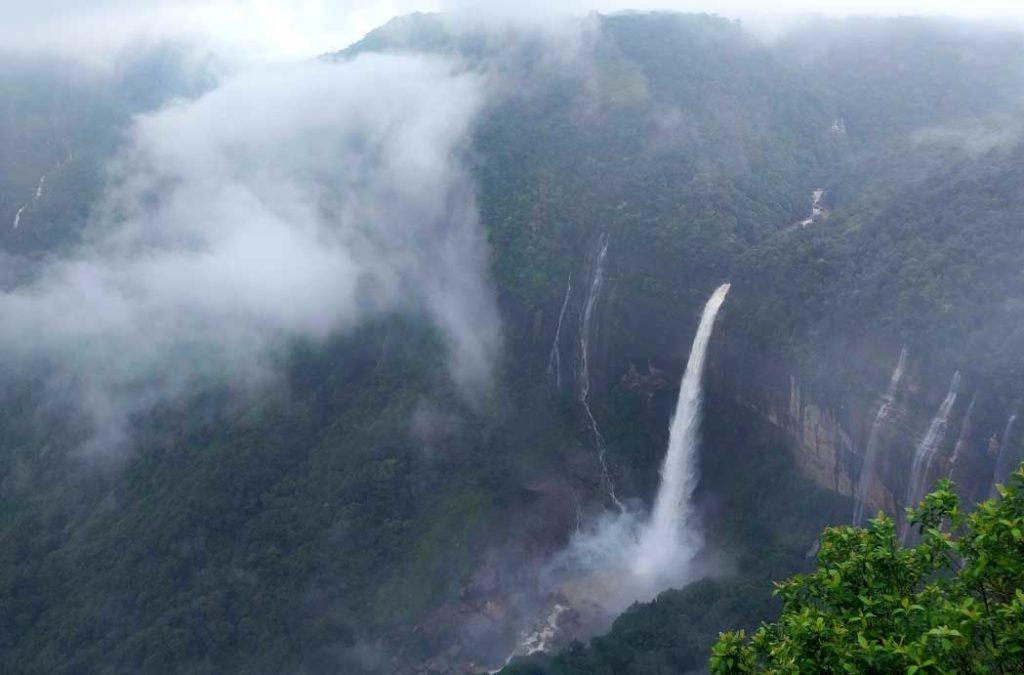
[518,284,732,650]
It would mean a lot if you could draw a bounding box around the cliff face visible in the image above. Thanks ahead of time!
[729,373,864,505]
[784,376,857,497]
[713,343,1010,523]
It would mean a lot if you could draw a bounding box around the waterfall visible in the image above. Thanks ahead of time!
[901,371,960,542]
[12,172,48,229]
[576,234,620,508]
[634,283,730,579]
[948,394,977,480]
[853,346,908,525]
[12,205,27,229]
[547,273,573,390]
[798,188,825,227]
[991,409,1019,498]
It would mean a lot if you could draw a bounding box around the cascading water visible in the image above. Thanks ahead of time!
[948,394,976,479]
[575,234,621,508]
[12,175,43,228]
[505,284,730,666]
[12,146,73,229]
[991,408,1019,498]
[547,273,573,390]
[12,205,27,229]
[853,346,908,525]
[901,371,960,542]
[798,188,825,227]
[634,283,730,580]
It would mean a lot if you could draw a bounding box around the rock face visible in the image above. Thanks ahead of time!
[737,371,901,518]
[718,347,1009,523]
[783,376,857,497]
[619,362,670,400]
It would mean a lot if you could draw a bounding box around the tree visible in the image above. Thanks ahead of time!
[711,466,1024,674]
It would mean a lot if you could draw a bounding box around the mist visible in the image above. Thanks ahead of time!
[0,53,500,457]
[913,112,1024,156]
[5,0,1024,65]
[7,3,1024,673]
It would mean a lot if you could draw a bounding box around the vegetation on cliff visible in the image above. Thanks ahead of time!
[712,468,1024,674]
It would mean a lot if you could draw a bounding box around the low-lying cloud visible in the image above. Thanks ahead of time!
[0,53,500,456]
[7,1,1024,66]
[913,112,1024,156]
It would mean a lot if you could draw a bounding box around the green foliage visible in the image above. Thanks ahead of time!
[6,12,1024,674]
[711,468,1024,674]
[503,579,780,675]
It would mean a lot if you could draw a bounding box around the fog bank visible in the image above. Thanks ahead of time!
[0,53,500,456]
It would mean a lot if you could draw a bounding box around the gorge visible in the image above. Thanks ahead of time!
[3,9,1024,675]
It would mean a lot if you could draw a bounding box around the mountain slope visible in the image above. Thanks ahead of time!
[2,12,1024,675]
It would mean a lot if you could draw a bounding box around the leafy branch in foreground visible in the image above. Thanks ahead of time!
[711,466,1024,674]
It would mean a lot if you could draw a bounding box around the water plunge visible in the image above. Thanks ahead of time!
[513,283,732,663]
[634,283,730,580]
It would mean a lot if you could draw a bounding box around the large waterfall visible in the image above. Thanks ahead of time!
[547,273,573,390]
[634,283,730,579]
[516,283,730,665]
[902,371,960,542]
[853,346,908,525]
[991,409,1019,498]
[576,234,620,508]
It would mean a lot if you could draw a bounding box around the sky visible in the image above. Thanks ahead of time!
[5,0,1024,64]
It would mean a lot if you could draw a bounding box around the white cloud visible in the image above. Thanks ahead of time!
[4,0,1024,64]
[0,53,500,455]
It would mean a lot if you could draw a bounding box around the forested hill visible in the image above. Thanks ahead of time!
[2,12,1024,675]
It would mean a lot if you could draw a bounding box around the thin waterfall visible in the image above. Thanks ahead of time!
[798,188,825,227]
[947,394,977,481]
[634,283,730,579]
[12,172,49,229]
[853,346,908,525]
[12,175,43,228]
[12,205,27,228]
[991,408,1019,498]
[576,233,621,509]
[902,371,961,542]
[547,272,573,390]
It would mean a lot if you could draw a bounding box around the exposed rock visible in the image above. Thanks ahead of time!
[619,361,669,399]
[786,390,856,497]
